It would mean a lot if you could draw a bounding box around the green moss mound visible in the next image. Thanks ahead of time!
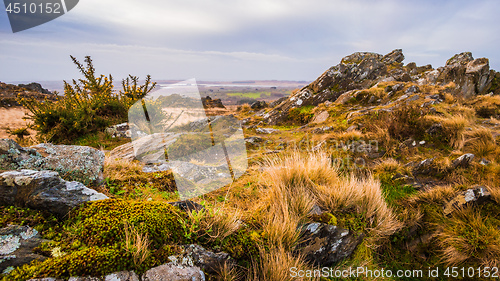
[67,199,185,248]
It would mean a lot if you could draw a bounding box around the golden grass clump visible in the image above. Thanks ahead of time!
[464,127,498,158]
[424,114,471,149]
[373,158,408,175]
[437,207,500,267]
[185,204,242,242]
[247,246,317,281]
[259,151,402,240]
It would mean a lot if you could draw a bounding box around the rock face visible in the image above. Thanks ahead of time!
[296,222,364,267]
[0,225,47,273]
[262,49,499,124]
[443,186,491,216]
[436,52,496,97]
[0,139,105,186]
[0,169,108,218]
[142,263,205,281]
[264,49,406,124]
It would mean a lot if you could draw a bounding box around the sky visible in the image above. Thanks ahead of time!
[1,0,500,84]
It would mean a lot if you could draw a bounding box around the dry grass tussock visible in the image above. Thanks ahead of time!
[424,114,471,149]
[373,158,409,175]
[437,207,500,267]
[247,246,318,281]
[464,127,499,158]
[259,151,402,241]
[185,203,242,242]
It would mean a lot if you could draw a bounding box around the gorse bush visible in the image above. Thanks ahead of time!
[20,56,156,143]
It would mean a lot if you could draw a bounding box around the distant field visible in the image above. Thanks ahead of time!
[227,92,271,99]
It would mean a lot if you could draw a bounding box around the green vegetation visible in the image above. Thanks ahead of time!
[288,105,315,124]
[19,56,155,144]
[227,92,270,99]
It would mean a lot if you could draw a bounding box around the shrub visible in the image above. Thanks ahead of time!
[19,56,155,143]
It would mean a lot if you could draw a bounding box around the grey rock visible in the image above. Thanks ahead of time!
[0,225,47,272]
[0,170,108,218]
[244,136,264,145]
[68,277,101,281]
[452,153,475,169]
[256,128,279,134]
[382,49,405,64]
[412,158,436,175]
[426,123,443,135]
[269,96,288,108]
[392,83,405,92]
[310,110,329,123]
[480,158,491,166]
[168,200,205,213]
[108,133,180,162]
[0,139,105,186]
[105,123,133,138]
[171,244,234,275]
[296,222,364,266]
[405,85,420,94]
[250,100,267,110]
[104,271,140,281]
[18,82,53,95]
[201,96,225,109]
[438,53,495,97]
[443,186,491,216]
[142,263,205,281]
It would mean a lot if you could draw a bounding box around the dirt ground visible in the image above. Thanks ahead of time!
[0,107,33,139]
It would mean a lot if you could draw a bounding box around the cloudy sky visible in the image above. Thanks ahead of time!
[1,0,499,84]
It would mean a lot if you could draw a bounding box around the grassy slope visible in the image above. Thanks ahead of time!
[3,81,500,280]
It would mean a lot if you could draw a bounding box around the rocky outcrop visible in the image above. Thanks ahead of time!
[296,222,364,266]
[262,49,499,124]
[202,96,225,109]
[0,225,47,273]
[263,49,408,124]
[435,52,496,97]
[0,169,108,218]
[18,83,53,95]
[0,139,105,186]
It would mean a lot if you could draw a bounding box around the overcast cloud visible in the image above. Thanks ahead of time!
[0,0,499,83]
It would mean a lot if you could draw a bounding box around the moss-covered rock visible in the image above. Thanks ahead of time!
[66,199,185,248]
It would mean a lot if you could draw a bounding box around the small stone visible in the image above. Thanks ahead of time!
[443,186,491,216]
[452,153,475,169]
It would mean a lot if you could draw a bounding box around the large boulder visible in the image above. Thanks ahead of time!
[0,139,105,186]
[296,222,364,267]
[263,49,408,124]
[0,169,108,218]
[0,225,47,273]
